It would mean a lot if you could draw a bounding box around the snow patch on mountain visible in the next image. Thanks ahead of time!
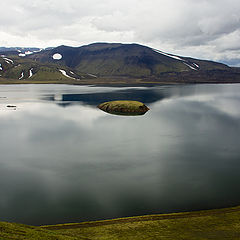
[25,51,33,55]
[153,49,199,71]
[18,50,35,57]
[19,72,24,80]
[59,69,76,79]
[33,49,43,53]
[193,63,199,68]
[53,53,62,60]
[183,62,198,71]
[29,68,33,78]
[87,73,97,78]
[3,57,14,64]
[154,49,183,61]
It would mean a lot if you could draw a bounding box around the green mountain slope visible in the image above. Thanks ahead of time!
[29,43,229,76]
[0,42,239,84]
[0,55,90,82]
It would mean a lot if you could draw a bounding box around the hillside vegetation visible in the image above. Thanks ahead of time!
[1,42,239,84]
[1,206,240,239]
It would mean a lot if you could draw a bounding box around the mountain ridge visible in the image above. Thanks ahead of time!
[0,42,239,84]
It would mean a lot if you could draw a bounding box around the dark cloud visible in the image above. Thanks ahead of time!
[0,0,240,65]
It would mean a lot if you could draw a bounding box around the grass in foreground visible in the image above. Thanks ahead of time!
[2,206,240,239]
[0,221,77,240]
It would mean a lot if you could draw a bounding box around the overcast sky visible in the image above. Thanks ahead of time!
[1,0,240,65]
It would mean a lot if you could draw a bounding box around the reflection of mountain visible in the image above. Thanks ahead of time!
[43,86,195,107]
[43,88,169,107]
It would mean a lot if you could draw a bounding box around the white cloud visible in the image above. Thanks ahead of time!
[0,0,240,65]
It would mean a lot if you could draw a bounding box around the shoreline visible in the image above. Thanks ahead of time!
[1,76,240,86]
[1,80,240,87]
[41,205,240,230]
[2,205,240,239]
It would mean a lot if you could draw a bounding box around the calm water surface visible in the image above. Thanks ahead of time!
[0,84,240,225]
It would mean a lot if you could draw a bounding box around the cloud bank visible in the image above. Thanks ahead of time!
[0,0,240,65]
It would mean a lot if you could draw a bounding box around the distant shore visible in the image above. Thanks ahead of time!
[1,77,240,86]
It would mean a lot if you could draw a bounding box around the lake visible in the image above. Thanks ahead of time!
[0,83,240,226]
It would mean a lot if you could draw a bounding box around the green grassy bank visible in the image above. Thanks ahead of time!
[1,206,240,239]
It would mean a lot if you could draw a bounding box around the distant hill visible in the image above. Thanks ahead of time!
[0,43,240,84]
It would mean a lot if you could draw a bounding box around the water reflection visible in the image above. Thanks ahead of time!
[44,88,171,107]
[0,84,240,225]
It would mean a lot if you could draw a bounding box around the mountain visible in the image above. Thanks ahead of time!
[0,43,240,84]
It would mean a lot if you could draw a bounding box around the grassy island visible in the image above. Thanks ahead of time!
[98,100,149,116]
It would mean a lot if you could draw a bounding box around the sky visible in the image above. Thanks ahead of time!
[0,0,240,65]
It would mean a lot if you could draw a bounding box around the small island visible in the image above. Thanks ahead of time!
[98,100,149,116]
